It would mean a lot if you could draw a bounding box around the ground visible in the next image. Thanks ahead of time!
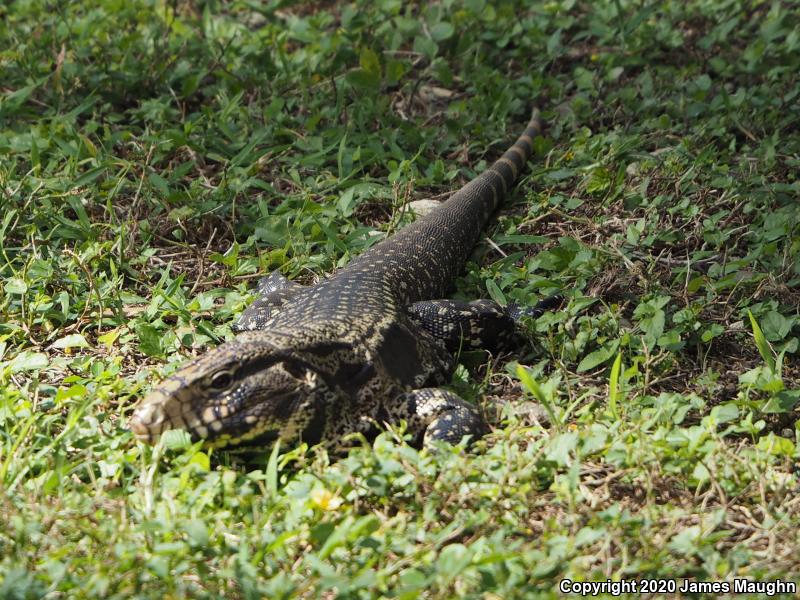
[1,0,799,597]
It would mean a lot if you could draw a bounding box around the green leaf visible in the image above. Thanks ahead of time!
[162,429,192,450]
[399,568,428,590]
[30,134,40,169]
[546,29,562,55]
[359,48,381,77]
[337,133,349,179]
[586,167,611,194]
[184,519,209,547]
[148,172,171,198]
[761,311,791,341]
[136,324,165,358]
[748,310,775,372]
[695,74,712,91]
[485,279,506,306]
[50,334,90,350]
[608,352,622,418]
[640,309,665,347]
[189,451,210,471]
[701,323,724,343]
[464,0,485,13]
[4,278,27,295]
[413,35,438,61]
[55,384,87,403]
[575,527,605,547]
[762,390,800,414]
[229,128,269,167]
[385,59,406,85]
[97,329,120,351]
[577,340,620,373]
[668,525,701,555]
[337,186,357,217]
[429,22,454,42]
[516,364,560,428]
[545,168,575,181]
[9,351,49,373]
[692,462,710,483]
[657,330,683,351]
[717,403,740,423]
[310,522,335,546]
[266,440,281,497]
[71,166,106,189]
[345,69,380,91]
[436,543,470,575]
[546,432,579,465]
[516,364,546,404]
[756,433,795,457]
[1,84,36,114]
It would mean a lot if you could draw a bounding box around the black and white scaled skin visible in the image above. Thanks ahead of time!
[130,110,552,451]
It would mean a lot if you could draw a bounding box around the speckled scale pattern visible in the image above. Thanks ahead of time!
[233,272,304,332]
[399,388,489,446]
[129,111,544,450]
[407,299,518,354]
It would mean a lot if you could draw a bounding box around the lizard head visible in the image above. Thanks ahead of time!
[128,331,357,448]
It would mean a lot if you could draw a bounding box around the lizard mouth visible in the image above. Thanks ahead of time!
[129,386,300,447]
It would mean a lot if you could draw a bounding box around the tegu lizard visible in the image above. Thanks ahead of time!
[130,110,554,450]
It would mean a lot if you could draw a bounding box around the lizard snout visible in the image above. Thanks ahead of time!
[129,401,168,443]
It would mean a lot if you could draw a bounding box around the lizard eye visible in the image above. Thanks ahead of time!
[209,370,234,391]
[282,361,306,379]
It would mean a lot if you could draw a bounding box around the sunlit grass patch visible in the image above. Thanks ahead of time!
[1,0,799,596]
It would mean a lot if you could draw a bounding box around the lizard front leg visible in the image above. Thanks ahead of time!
[395,388,488,446]
[233,272,306,332]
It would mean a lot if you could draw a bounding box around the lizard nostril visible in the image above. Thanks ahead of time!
[128,415,149,437]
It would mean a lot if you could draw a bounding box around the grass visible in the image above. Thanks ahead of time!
[1,0,799,597]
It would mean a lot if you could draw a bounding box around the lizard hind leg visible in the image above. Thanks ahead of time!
[398,388,488,446]
[233,271,306,332]
[407,299,518,354]
[407,294,565,354]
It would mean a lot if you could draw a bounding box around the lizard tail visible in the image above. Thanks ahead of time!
[482,108,544,211]
[344,108,545,302]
